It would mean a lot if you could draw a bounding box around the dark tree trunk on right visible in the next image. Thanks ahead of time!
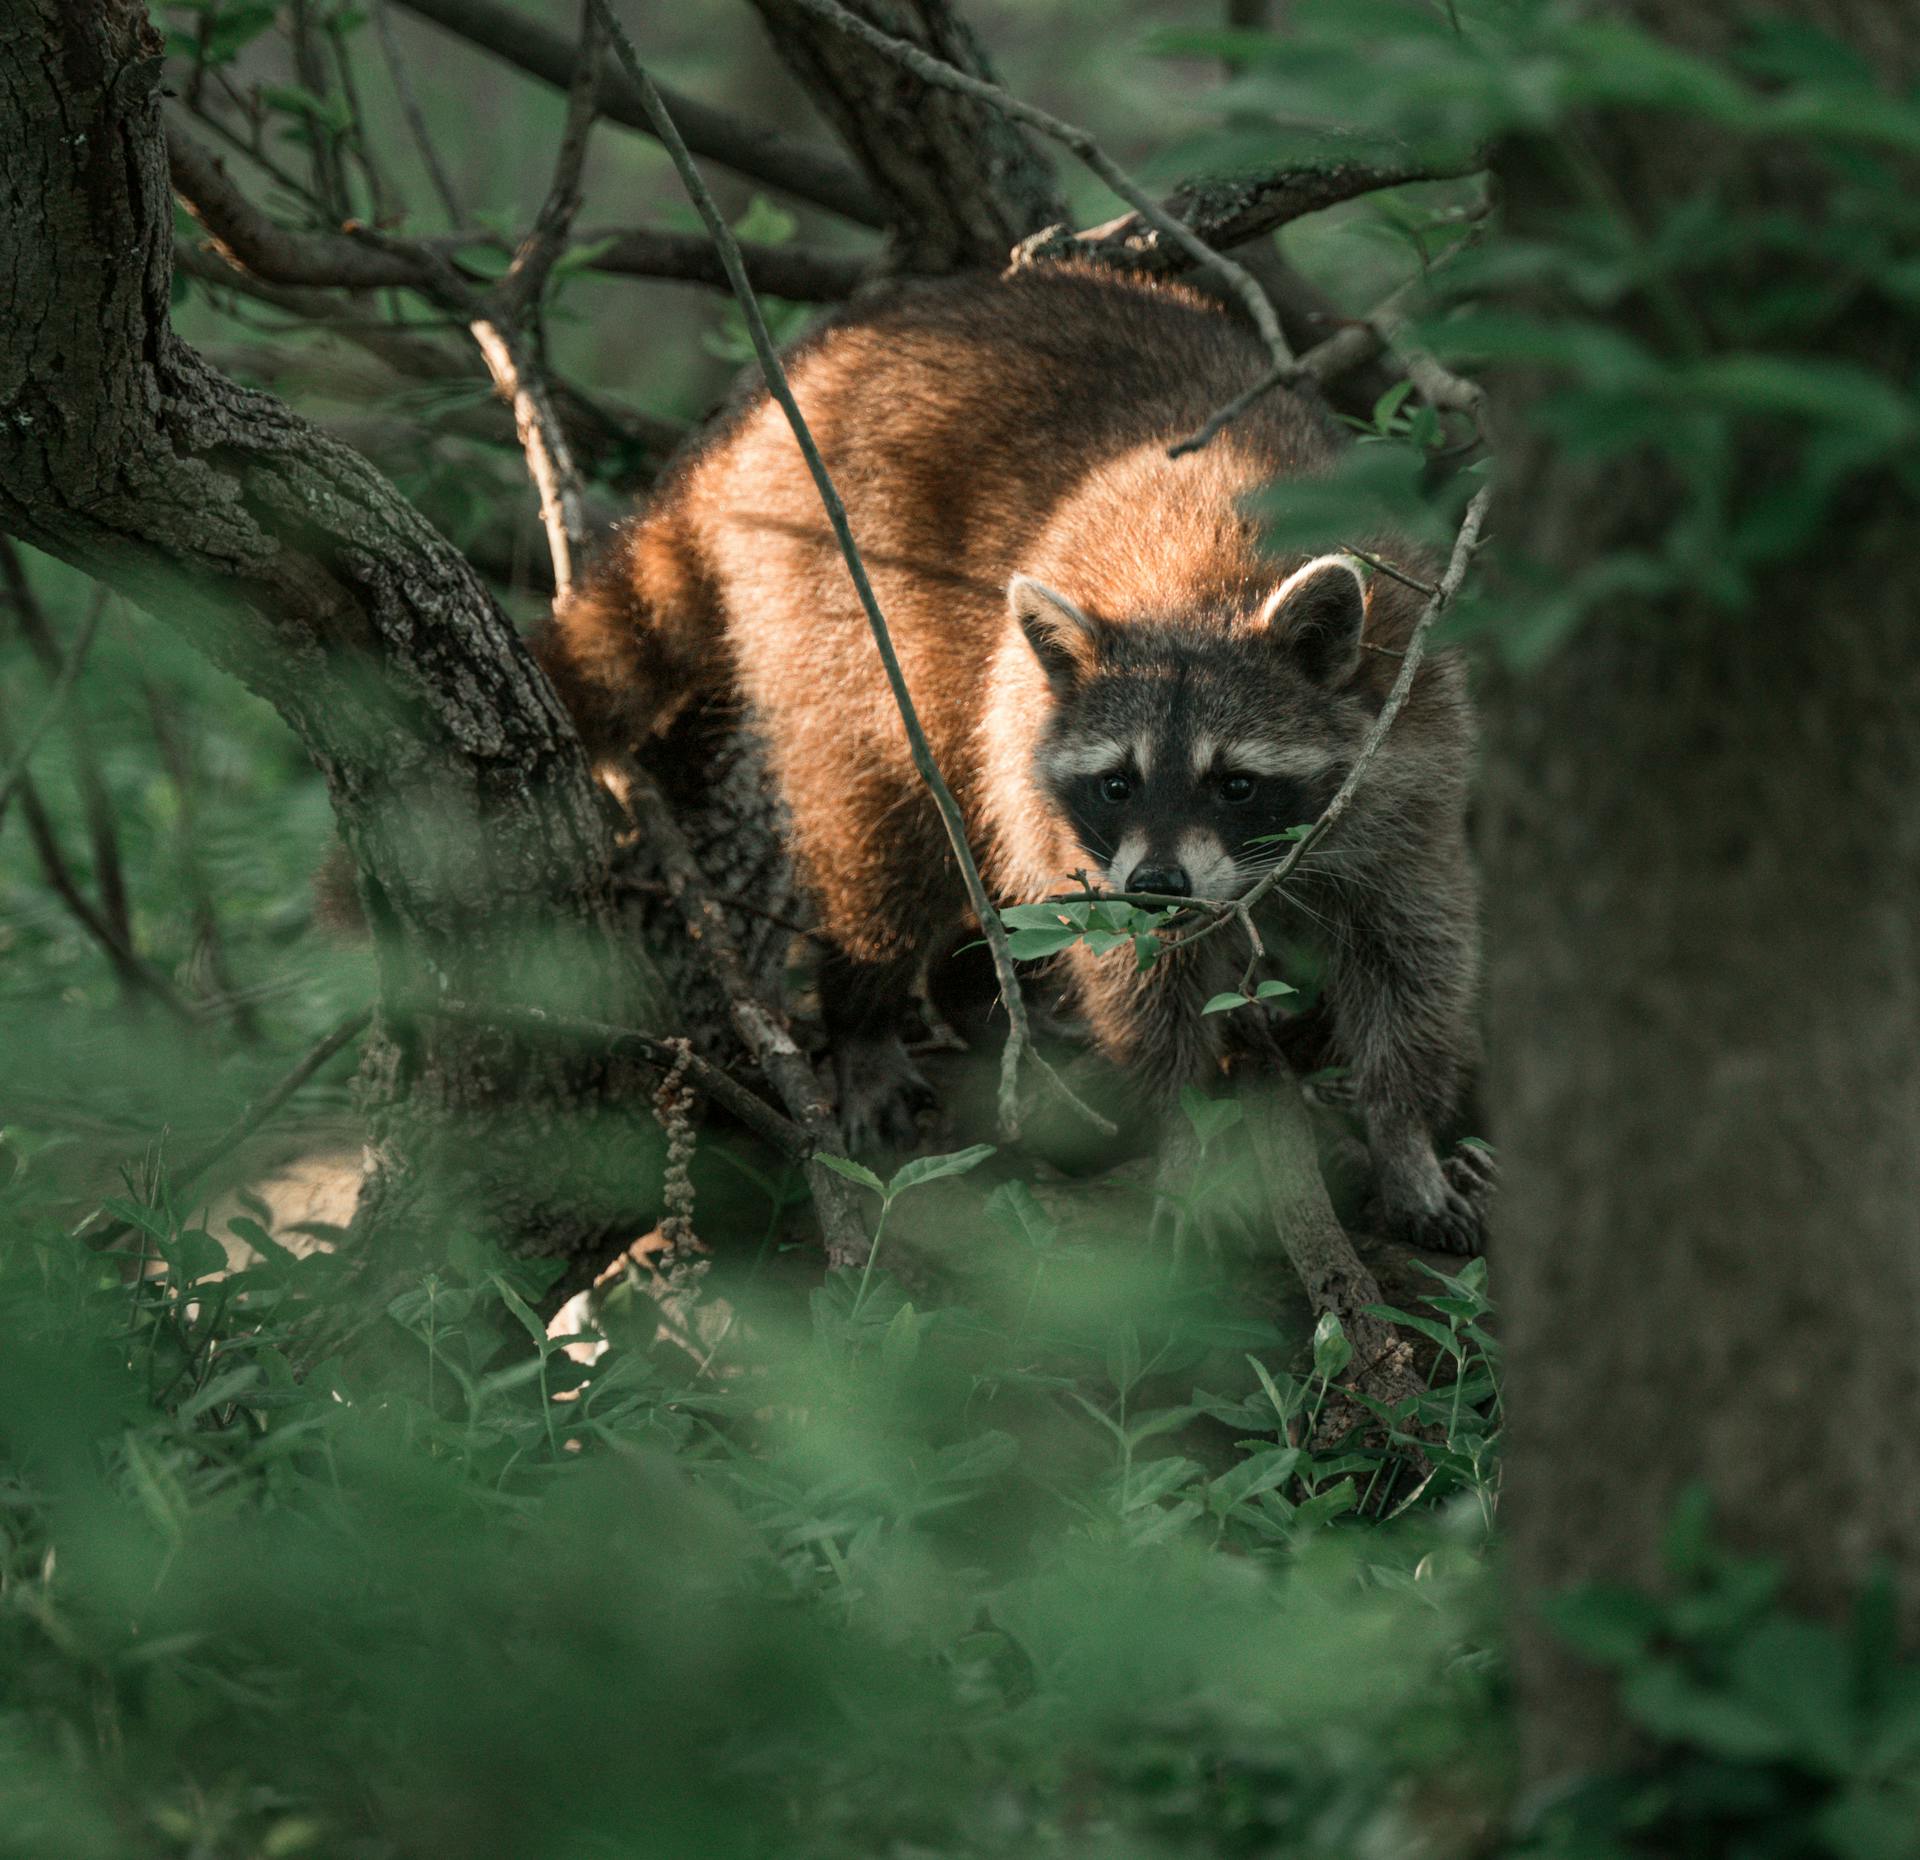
[1483,0,1920,1780]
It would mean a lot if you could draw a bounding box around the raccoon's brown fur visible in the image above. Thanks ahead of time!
[537,265,1482,1250]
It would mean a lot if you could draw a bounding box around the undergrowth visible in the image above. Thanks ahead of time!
[0,1167,1507,1860]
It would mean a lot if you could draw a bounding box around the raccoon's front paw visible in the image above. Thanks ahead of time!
[1387,1145,1496,1256]
[1392,1186,1482,1256]
[832,1040,937,1160]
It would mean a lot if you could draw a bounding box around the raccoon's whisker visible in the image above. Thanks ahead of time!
[1269,881,1355,952]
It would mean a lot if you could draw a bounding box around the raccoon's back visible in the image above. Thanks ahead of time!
[665,268,1342,783]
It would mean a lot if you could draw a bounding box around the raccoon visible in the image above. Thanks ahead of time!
[538,265,1483,1251]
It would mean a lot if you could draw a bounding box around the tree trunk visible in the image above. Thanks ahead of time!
[0,1,658,1270]
[1484,0,1920,1778]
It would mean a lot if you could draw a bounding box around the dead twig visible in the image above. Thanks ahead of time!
[1166,229,1485,457]
[10,776,198,1026]
[465,0,602,595]
[589,0,1112,1146]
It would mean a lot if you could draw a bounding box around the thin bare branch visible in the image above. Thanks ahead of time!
[174,243,681,481]
[0,589,103,831]
[494,0,602,323]
[1,556,131,950]
[12,774,198,1026]
[389,0,886,227]
[468,319,590,595]
[371,0,467,228]
[1169,235,1485,455]
[588,0,1112,1145]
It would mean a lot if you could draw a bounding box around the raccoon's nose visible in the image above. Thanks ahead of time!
[1129,864,1190,899]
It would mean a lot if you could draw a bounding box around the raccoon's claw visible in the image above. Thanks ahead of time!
[1395,1186,1483,1257]
[1443,1141,1498,1205]
[832,1040,937,1160]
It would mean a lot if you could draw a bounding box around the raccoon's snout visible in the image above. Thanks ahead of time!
[1129,864,1190,899]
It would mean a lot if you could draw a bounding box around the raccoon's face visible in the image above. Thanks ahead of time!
[1014,558,1370,901]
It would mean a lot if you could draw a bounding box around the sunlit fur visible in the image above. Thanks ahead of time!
[535,266,1481,1244]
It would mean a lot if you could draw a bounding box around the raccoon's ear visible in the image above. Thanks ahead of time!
[1258,555,1367,685]
[1009,575,1101,693]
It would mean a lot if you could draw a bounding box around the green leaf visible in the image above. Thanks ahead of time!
[1540,1583,1665,1667]
[1201,991,1251,1016]
[160,1228,228,1287]
[1123,1456,1205,1512]
[1729,1618,1857,1773]
[1253,979,1298,1001]
[1001,901,1090,930]
[816,1154,886,1195]
[1371,379,1415,429]
[1312,1311,1353,1381]
[1362,1303,1460,1356]
[880,1301,921,1378]
[1621,1661,1793,1762]
[1006,926,1083,959]
[1209,1446,1304,1514]
[1290,1478,1358,1532]
[175,1366,263,1425]
[1106,1322,1143,1395]
[491,1274,550,1350]
[887,1143,995,1196]
[1179,1086,1242,1147]
[985,1179,1057,1251]
[260,83,353,135]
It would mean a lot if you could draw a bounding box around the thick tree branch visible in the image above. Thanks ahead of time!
[572,226,870,300]
[388,0,887,227]
[1064,153,1486,271]
[174,243,681,484]
[745,0,1065,271]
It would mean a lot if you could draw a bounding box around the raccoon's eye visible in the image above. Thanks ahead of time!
[1219,773,1256,805]
[1100,773,1133,804]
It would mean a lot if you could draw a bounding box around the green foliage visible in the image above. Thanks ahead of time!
[999,896,1183,971]
[1164,0,1920,661]
[0,1164,1507,1858]
[1530,1495,1920,1857]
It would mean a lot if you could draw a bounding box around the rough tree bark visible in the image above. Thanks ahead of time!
[1485,0,1920,1779]
[0,1,657,1267]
